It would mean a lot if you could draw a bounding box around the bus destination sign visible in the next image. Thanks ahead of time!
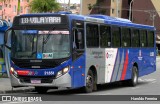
[20,17,61,25]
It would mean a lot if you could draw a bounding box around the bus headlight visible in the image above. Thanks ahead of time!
[10,67,18,77]
[56,66,69,78]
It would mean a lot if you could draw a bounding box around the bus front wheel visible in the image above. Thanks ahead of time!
[83,70,94,93]
[35,87,48,94]
[129,66,138,86]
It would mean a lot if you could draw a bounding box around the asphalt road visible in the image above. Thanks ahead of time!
[1,58,160,104]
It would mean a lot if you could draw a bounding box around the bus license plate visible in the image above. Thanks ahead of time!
[31,79,41,84]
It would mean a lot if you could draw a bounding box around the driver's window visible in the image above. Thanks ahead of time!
[72,20,84,50]
[74,29,84,49]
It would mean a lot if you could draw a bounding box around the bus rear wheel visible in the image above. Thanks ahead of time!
[83,70,94,93]
[35,87,48,94]
[129,66,138,86]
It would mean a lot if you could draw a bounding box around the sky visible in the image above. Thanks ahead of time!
[57,0,80,4]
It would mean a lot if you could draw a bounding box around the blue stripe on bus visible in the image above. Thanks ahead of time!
[111,49,119,82]
[116,50,125,81]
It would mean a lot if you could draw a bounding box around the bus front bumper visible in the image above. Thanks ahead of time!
[10,73,72,88]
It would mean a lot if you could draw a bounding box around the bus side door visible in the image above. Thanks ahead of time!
[4,29,12,77]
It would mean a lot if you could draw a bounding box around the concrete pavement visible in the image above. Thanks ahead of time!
[0,78,34,94]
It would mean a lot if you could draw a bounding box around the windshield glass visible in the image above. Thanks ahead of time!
[11,30,70,59]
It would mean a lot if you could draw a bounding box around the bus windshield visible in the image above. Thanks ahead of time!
[11,30,70,59]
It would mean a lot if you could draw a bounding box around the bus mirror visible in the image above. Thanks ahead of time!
[4,29,12,49]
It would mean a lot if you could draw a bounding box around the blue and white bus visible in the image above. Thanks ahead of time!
[4,12,156,93]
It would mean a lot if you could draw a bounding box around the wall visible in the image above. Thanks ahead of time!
[81,0,97,15]
[132,0,160,45]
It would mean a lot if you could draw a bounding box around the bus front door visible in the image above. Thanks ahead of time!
[4,29,12,77]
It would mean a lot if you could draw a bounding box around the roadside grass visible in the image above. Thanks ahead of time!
[0,65,8,78]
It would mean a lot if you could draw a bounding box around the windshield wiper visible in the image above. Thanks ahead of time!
[42,27,55,53]
[43,27,55,44]
[43,34,51,44]
[29,51,37,57]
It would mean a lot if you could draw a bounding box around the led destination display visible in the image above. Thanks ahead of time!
[20,17,61,24]
[13,15,68,26]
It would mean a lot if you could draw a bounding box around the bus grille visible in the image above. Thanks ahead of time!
[19,76,55,83]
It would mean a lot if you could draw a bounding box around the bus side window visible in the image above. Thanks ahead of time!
[86,24,99,48]
[112,26,121,47]
[132,29,140,47]
[100,25,111,47]
[121,28,131,47]
[148,31,154,47]
[140,30,147,47]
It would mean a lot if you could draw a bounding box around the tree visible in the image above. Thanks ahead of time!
[29,0,60,13]
[0,0,21,15]
[17,0,20,15]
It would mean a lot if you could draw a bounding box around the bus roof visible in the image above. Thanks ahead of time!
[17,12,155,30]
[68,14,155,30]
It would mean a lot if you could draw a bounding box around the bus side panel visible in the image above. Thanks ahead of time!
[71,53,86,88]
[121,49,132,80]
[111,48,132,82]
[113,48,129,82]
[86,49,106,84]
[108,48,119,82]
[124,48,156,80]
[124,48,142,80]
[138,48,156,77]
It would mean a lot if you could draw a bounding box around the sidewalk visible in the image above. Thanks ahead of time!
[0,78,34,94]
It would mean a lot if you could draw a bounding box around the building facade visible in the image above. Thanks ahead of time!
[81,0,97,15]
[81,0,122,17]
[131,0,160,47]
[0,0,31,22]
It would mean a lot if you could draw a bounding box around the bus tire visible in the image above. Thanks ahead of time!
[129,66,138,87]
[83,70,94,93]
[35,87,48,94]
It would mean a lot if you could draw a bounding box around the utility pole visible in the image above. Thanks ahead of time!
[129,0,134,21]
[1,11,3,20]
[68,0,70,12]
[145,10,157,26]
[80,0,82,15]
[150,10,156,26]
[116,0,119,17]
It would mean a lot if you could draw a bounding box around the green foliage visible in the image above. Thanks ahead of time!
[29,0,60,13]
[87,3,97,11]
[88,4,92,10]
